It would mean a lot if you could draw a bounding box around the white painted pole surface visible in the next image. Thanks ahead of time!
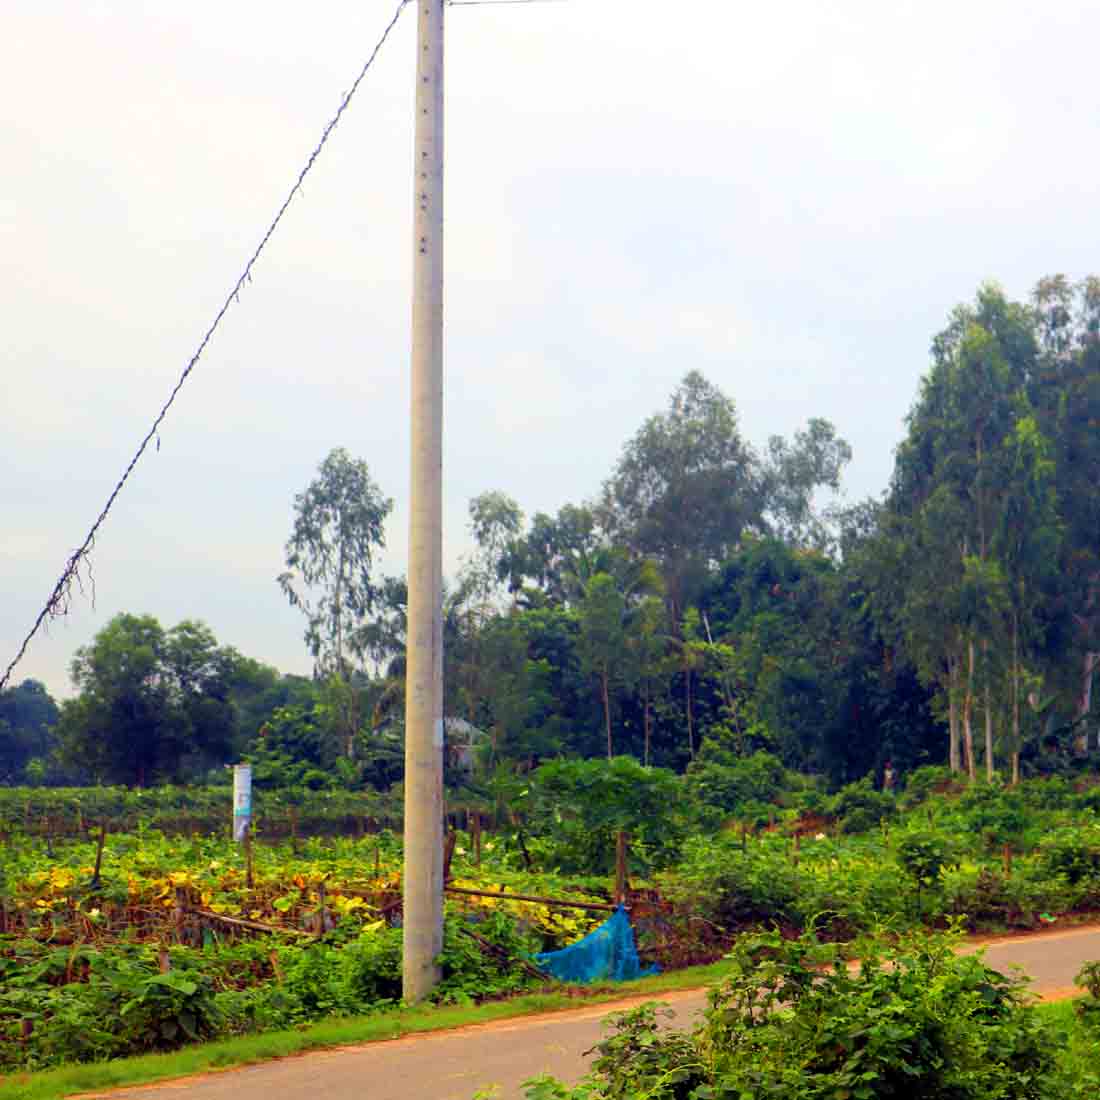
[232,764,252,843]
[403,0,445,1003]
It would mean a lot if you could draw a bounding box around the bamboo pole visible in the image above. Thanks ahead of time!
[444,884,618,912]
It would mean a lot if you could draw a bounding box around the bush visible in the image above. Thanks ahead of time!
[901,764,959,807]
[829,776,896,833]
[664,835,800,930]
[958,785,1030,848]
[524,757,688,875]
[684,750,791,823]
[1040,828,1100,885]
[1075,959,1100,1030]
[523,931,1074,1099]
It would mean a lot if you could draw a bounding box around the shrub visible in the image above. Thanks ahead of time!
[1075,959,1100,1030]
[829,777,896,833]
[522,931,1074,1099]
[901,764,959,806]
[684,750,790,823]
[958,785,1030,848]
[525,757,687,875]
[1040,828,1100,885]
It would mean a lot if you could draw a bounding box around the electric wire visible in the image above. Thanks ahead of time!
[1,0,411,691]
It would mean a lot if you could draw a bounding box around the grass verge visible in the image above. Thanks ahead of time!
[0,960,734,1100]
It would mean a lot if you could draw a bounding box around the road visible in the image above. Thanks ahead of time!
[86,926,1100,1100]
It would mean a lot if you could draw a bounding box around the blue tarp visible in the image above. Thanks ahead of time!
[534,905,659,983]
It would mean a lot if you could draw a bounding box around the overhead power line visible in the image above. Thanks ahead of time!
[1,0,411,692]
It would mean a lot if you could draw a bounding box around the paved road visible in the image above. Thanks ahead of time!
[87,926,1100,1100]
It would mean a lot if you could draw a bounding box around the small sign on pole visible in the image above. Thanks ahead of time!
[232,764,252,843]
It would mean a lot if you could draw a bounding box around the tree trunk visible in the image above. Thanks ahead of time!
[948,653,960,773]
[1076,651,1098,754]
[643,680,651,768]
[984,679,994,783]
[963,640,976,784]
[684,665,695,760]
[1010,614,1020,786]
[602,669,612,761]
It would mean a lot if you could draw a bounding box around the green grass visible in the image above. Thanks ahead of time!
[0,960,734,1100]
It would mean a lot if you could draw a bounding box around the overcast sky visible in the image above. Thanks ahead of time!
[4,0,1100,698]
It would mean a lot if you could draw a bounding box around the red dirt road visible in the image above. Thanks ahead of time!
[84,926,1100,1100]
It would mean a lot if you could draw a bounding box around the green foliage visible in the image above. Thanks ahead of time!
[277,448,393,680]
[524,931,1075,1099]
[900,764,957,806]
[957,784,1031,848]
[896,830,956,885]
[524,757,687,874]
[0,945,224,1069]
[57,615,241,787]
[1040,827,1100,885]
[829,776,897,833]
[0,679,61,785]
[1075,959,1100,1030]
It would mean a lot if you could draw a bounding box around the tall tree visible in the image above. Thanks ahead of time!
[278,449,392,755]
[58,614,239,785]
[762,417,853,550]
[1031,276,1100,752]
[577,572,629,759]
[0,679,60,783]
[279,449,392,677]
[600,371,762,620]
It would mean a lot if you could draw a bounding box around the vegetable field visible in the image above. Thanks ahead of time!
[5,767,1100,1073]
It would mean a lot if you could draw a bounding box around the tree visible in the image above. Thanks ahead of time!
[501,503,603,605]
[578,573,629,759]
[600,371,762,619]
[58,614,239,786]
[1031,276,1100,753]
[278,448,392,679]
[762,417,853,550]
[278,449,392,757]
[880,284,1041,778]
[626,596,669,766]
[0,679,60,784]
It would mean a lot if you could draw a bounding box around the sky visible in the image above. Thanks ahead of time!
[4,0,1100,698]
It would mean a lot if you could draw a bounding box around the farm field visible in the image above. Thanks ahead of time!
[4,767,1100,1076]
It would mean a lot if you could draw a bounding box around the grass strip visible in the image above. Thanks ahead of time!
[0,960,735,1100]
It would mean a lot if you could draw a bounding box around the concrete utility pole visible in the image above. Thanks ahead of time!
[403,0,445,1003]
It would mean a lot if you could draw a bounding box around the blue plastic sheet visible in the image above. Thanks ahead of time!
[534,905,659,983]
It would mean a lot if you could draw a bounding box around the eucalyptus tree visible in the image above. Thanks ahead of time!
[1031,276,1100,752]
[883,284,1041,777]
[278,448,392,755]
[600,371,763,621]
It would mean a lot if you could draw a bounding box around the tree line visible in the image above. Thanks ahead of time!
[5,275,1097,791]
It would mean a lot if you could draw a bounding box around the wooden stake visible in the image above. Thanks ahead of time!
[174,886,188,943]
[91,822,107,888]
[245,826,255,889]
[443,828,457,883]
[614,831,629,906]
[444,884,618,912]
